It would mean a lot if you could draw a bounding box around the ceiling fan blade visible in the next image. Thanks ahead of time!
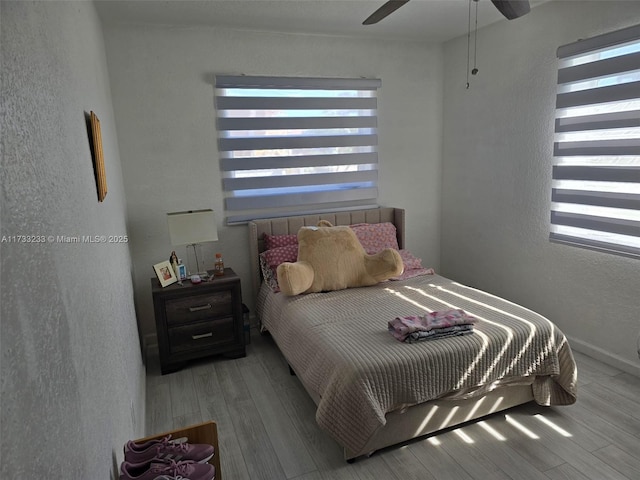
[490,0,531,20]
[363,0,410,25]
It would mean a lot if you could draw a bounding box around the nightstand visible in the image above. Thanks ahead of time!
[151,268,245,374]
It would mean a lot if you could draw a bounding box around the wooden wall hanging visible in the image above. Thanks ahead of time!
[89,111,107,202]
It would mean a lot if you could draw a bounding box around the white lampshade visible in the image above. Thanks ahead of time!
[167,209,218,246]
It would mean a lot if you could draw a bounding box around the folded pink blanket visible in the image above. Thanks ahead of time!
[388,309,477,342]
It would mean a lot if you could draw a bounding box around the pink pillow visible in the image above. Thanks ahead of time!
[263,223,400,255]
[263,233,298,250]
[398,250,423,270]
[259,244,298,292]
[350,223,400,255]
[261,244,298,268]
[392,249,434,281]
[392,267,435,281]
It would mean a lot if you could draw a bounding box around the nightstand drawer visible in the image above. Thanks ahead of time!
[168,317,235,354]
[165,291,233,325]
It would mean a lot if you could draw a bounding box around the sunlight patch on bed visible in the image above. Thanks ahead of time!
[415,405,439,436]
[402,285,459,311]
[452,281,556,329]
[463,396,486,422]
[451,282,556,338]
[489,396,504,413]
[534,414,572,437]
[425,284,541,385]
[439,406,460,430]
[526,334,557,376]
[433,283,531,321]
[453,428,474,444]
[505,415,540,439]
[478,421,507,441]
[383,287,431,311]
[407,285,518,389]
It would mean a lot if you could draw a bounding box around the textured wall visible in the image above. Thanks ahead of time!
[1,1,145,478]
[442,1,640,374]
[100,23,444,350]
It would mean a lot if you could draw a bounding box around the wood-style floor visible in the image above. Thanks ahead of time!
[145,328,640,480]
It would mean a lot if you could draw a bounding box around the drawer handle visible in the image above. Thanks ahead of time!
[192,332,213,340]
[189,303,212,312]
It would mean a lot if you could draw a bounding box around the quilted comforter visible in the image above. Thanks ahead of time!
[257,274,577,454]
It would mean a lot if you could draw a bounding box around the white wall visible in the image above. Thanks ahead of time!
[101,24,444,349]
[1,1,145,477]
[442,0,640,374]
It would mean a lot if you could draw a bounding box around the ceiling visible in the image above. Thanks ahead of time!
[95,0,548,44]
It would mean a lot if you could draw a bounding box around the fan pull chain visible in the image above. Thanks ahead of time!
[466,0,480,89]
[472,0,479,76]
[466,0,472,88]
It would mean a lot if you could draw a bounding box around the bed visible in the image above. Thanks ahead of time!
[248,207,577,461]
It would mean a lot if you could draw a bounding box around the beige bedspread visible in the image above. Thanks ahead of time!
[257,274,577,454]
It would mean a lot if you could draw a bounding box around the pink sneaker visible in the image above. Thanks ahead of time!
[124,435,214,464]
[120,458,215,480]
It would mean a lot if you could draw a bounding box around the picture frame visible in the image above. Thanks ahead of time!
[89,111,107,202]
[178,263,187,281]
[154,260,178,287]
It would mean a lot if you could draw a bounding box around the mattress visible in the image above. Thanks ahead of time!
[257,273,578,454]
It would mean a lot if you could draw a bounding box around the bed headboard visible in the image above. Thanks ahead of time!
[248,207,405,300]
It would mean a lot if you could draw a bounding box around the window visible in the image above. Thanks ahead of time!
[551,24,640,258]
[215,75,381,224]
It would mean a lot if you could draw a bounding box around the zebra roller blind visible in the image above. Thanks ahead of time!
[215,75,381,224]
[551,24,640,258]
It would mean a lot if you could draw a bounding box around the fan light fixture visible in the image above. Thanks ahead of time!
[363,0,531,90]
[363,0,531,26]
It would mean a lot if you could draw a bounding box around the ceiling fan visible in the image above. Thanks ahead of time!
[363,0,531,25]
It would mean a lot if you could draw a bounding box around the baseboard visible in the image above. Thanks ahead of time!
[567,335,640,378]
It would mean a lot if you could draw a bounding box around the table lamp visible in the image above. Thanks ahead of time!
[167,209,218,278]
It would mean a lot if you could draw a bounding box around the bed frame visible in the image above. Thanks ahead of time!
[248,207,534,461]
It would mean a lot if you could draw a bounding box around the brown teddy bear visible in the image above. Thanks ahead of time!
[276,220,404,296]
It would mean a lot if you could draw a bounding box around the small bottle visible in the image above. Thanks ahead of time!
[177,259,186,281]
[214,253,225,277]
